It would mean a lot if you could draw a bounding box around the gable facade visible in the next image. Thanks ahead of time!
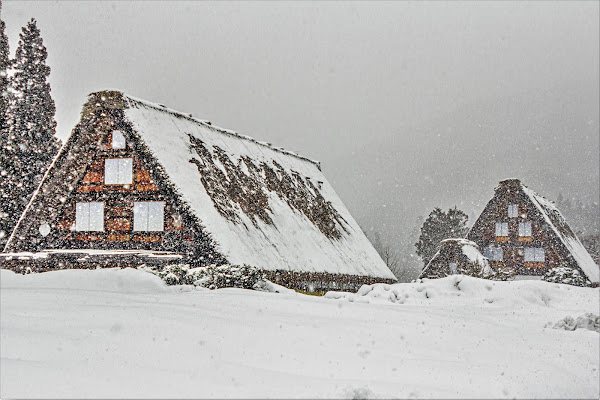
[467,179,599,283]
[4,94,224,265]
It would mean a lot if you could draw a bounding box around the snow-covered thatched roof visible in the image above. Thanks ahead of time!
[121,93,395,279]
[444,238,490,270]
[420,238,491,279]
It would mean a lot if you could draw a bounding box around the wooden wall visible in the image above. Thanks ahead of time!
[54,119,192,251]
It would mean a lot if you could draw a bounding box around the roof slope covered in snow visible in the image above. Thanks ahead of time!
[120,93,394,279]
[521,186,599,283]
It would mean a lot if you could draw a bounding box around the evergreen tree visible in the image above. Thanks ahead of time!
[0,5,10,133]
[0,6,17,246]
[1,18,59,247]
[414,206,469,268]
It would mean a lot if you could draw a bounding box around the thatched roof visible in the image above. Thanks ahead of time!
[420,238,491,279]
[6,90,395,280]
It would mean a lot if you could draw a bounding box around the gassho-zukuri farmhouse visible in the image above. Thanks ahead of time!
[420,179,599,285]
[1,90,397,291]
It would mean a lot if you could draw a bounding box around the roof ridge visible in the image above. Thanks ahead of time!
[122,93,321,169]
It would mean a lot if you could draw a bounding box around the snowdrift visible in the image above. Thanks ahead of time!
[0,267,296,295]
[325,275,599,311]
[1,268,599,398]
[0,267,169,294]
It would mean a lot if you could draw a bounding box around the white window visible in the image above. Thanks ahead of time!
[508,204,519,218]
[134,201,165,231]
[105,158,132,185]
[519,221,532,237]
[495,222,508,237]
[484,246,503,261]
[524,248,545,262]
[449,262,458,274]
[112,130,126,149]
[75,202,104,231]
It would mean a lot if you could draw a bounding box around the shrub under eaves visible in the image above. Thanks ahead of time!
[144,263,265,290]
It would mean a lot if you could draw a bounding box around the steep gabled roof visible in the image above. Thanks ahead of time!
[6,90,395,280]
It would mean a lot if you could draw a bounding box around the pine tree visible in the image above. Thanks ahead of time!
[414,206,469,268]
[0,5,10,133]
[0,6,17,246]
[1,18,59,248]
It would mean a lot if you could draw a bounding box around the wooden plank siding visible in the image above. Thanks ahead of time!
[52,119,191,252]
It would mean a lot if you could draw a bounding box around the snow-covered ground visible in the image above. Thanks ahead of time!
[1,268,598,399]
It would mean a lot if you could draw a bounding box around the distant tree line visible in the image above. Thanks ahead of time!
[0,5,59,248]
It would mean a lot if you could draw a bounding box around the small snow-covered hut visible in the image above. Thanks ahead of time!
[2,90,396,290]
[419,238,491,279]
[467,179,599,284]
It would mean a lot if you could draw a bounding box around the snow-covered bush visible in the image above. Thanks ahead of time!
[542,266,592,287]
[489,265,516,281]
[191,264,265,290]
[143,263,265,290]
[248,279,296,294]
[148,263,195,285]
[546,313,599,332]
[456,261,494,279]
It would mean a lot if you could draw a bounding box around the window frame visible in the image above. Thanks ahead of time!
[111,130,126,149]
[495,222,509,237]
[518,221,532,237]
[104,157,133,185]
[449,262,458,274]
[485,246,503,261]
[133,201,165,232]
[524,247,545,262]
[75,201,104,232]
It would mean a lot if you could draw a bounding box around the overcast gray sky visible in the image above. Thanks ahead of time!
[2,1,598,269]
